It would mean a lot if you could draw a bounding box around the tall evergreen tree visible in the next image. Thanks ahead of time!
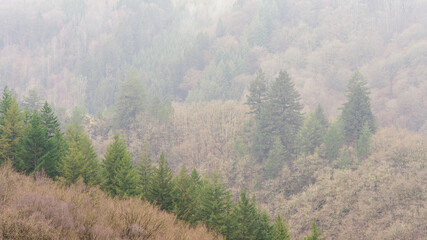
[59,123,99,185]
[197,172,233,236]
[146,152,174,211]
[101,135,139,197]
[0,86,13,129]
[264,137,286,179]
[172,165,198,222]
[341,71,376,145]
[247,69,268,119]
[136,143,152,198]
[230,190,260,240]
[18,111,49,174]
[315,104,329,133]
[271,215,291,240]
[0,96,24,169]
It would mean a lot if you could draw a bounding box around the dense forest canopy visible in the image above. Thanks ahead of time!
[0,0,425,131]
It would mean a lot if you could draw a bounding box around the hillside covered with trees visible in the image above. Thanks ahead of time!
[0,0,426,239]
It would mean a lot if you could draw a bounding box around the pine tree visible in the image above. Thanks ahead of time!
[341,71,376,145]
[271,215,291,240]
[101,135,139,197]
[18,111,50,174]
[59,123,99,185]
[146,152,174,211]
[231,190,260,240]
[197,172,233,236]
[172,165,197,222]
[247,69,267,119]
[303,221,325,240]
[40,102,60,137]
[356,122,372,160]
[0,86,13,129]
[136,144,152,198]
[315,104,329,133]
[0,96,24,169]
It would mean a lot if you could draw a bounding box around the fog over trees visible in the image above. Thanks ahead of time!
[0,0,426,239]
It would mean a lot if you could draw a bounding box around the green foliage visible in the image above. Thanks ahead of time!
[101,135,140,197]
[0,96,24,168]
[0,86,13,129]
[172,165,198,222]
[341,71,376,145]
[338,149,351,169]
[264,137,286,179]
[297,113,325,156]
[59,123,99,185]
[322,123,344,161]
[146,153,174,211]
[197,172,233,236]
[356,122,372,160]
[114,67,146,127]
[22,88,43,111]
[272,214,291,240]
[230,190,261,240]
[136,144,152,198]
[247,69,268,119]
[17,111,50,174]
[303,221,325,240]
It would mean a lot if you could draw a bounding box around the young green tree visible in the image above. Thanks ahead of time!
[0,86,13,129]
[197,172,233,236]
[0,96,24,169]
[297,113,324,156]
[146,152,174,211]
[172,165,198,222]
[247,69,268,119]
[271,214,291,240]
[18,111,49,174]
[322,123,344,161]
[136,144,152,198]
[303,221,325,240]
[315,104,329,132]
[22,88,43,111]
[40,102,64,178]
[114,67,146,127]
[59,123,99,185]
[230,190,260,240]
[101,135,139,197]
[341,71,376,145]
[356,122,372,160]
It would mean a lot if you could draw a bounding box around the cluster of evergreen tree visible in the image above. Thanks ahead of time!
[247,70,376,175]
[0,85,324,239]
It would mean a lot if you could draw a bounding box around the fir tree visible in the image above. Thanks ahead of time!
[146,152,174,211]
[271,215,291,240]
[136,143,152,198]
[59,123,99,185]
[231,190,260,240]
[18,111,49,174]
[0,86,13,129]
[341,71,376,145]
[247,69,268,119]
[101,135,139,197]
[197,172,233,236]
[172,165,197,222]
[315,104,329,132]
[0,96,24,169]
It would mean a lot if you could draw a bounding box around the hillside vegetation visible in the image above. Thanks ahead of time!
[0,163,221,240]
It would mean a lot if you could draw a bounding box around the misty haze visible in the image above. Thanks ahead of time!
[0,0,426,239]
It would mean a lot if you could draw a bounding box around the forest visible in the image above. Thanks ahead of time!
[0,0,426,239]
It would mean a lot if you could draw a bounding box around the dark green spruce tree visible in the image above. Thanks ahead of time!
[230,190,262,240]
[341,71,376,145]
[59,123,99,185]
[146,152,174,211]
[0,96,24,168]
[271,214,291,240]
[247,69,268,120]
[136,143,152,198]
[101,135,139,197]
[172,165,198,222]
